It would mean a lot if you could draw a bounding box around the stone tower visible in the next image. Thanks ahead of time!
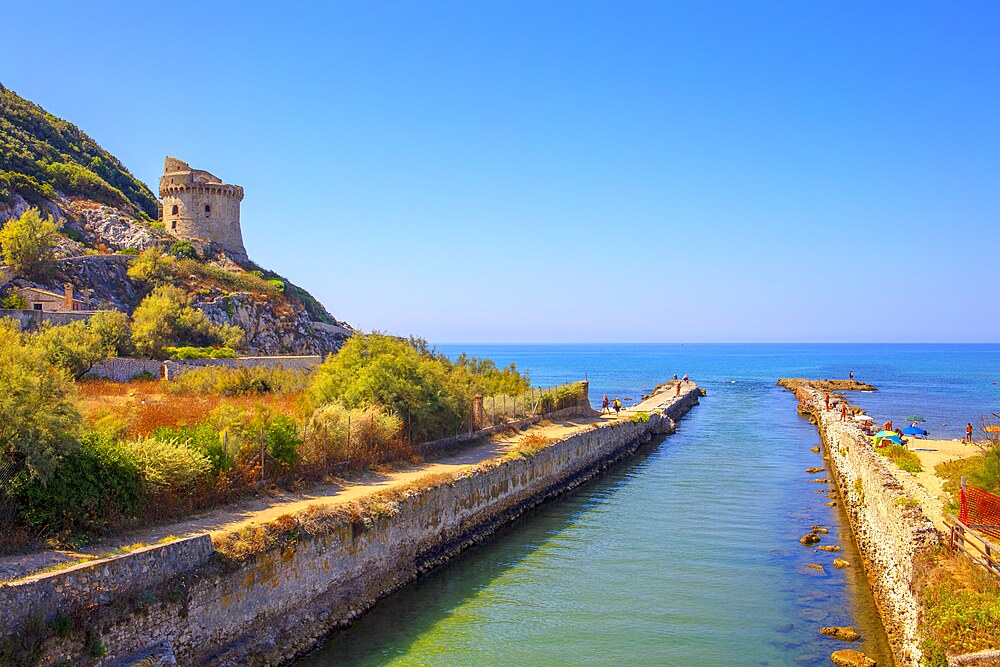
[159,156,247,261]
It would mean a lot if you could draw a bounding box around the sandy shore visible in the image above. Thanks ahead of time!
[908,437,982,531]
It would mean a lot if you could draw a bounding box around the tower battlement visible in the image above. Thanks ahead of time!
[159,157,247,261]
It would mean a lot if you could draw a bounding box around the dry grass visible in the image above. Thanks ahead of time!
[915,547,1000,666]
[508,433,556,459]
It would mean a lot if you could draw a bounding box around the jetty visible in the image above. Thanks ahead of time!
[1,382,701,666]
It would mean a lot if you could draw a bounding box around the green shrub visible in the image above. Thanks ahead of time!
[266,278,285,293]
[0,318,81,480]
[151,423,232,475]
[168,240,199,260]
[123,436,212,495]
[264,416,301,470]
[88,309,134,357]
[131,285,243,359]
[0,207,59,277]
[631,411,650,423]
[166,346,237,360]
[116,247,139,255]
[1,291,27,309]
[8,432,144,536]
[33,320,108,379]
[127,246,175,288]
[170,365,310,396]
[876,444,923,473]
[63,227,86,244]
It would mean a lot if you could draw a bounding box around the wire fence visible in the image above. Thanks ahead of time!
[474,382,588,430]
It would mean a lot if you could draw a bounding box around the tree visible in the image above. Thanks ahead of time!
[0,207,59,277]
[126,246,175,288]
[130,285,243,359]
[34,320,108,379]
[88,309,134,356]
[1,290,27,309]
[0,318,81,480]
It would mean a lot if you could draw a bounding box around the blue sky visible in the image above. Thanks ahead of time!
[3,2,998,343]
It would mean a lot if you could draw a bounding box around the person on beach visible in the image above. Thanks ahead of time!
[613,398,622,415]
[840,404,849,422]
[849,371,854,380]
[965,422,973,444]
[884,420,893,432]
[682,374,689,383]
[675,382,681,397]
[825,393,830,411]
[673,374,678,381]
[601,395,610,414]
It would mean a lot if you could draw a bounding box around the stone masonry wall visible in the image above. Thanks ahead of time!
[782,381,939,667]
[0,385,699,667]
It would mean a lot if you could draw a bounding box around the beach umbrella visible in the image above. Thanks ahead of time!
[905,416,926,423]
[901,426,927,436]
[872,431,904,446]
[854,415,873,422]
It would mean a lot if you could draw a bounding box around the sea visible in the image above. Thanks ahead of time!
[296,344,1000,667]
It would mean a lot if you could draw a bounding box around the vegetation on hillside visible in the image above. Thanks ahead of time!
[0,83,158,217]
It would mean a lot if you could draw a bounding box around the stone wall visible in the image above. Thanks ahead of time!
[85,357,165,382]
[162,355,322,379]
[781,380,939,667]
[0,308,94,329]
[0,385,700,666]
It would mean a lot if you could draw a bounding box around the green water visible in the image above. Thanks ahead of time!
[296,382,892,666]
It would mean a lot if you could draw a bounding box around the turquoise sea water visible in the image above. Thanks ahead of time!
[297,344,1000,667]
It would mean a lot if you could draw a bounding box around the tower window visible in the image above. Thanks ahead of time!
[171,204,179,215]
[171,221,177,230]
[204,204,211,217]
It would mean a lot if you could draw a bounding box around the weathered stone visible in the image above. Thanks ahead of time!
[817,545,841,552]
[801,532,821,545]
[810,446,821,453]
[807,563,825,572]
[824,500,838,506]
[812,526,830,534]
[821,626,861,642]
[806,467,825,473]
[830,648,876,667]
[834,558,851,569]
[810,478,831,484]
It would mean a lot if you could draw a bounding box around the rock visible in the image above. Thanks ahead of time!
[806,467,825,473]
[807,563,825,572]
[801,532,821,545]
[811,446,821,453]
[825,501,838,507]
[810,478,831,484]
[818,545,841,552]
[834,558,851,569]
[821,626,861,642]
[811,526,830,534]
[830,648,876,666]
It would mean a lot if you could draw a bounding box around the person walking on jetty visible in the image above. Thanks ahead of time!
[601,395,610,414]
[965,422,974,444]
[613,398,622,415]
[682,374,689,383]
[849,371,854,380]
[840,403,849,422]
[676,382,682,397]
[825,393,831,411]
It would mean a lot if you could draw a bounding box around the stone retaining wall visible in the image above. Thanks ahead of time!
[0,308,94,329]
[0,386,699,666]
[781,380,939,667]
[162,355,321,379]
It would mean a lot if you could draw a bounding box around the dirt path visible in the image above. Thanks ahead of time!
[0,412,623,583]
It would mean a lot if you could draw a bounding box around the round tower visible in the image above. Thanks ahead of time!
[159,156,247,262]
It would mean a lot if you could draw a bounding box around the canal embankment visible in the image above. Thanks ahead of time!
[780,379,940,667]
[0,382,700,666]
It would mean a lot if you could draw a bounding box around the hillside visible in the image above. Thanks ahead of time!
[0,83,354,355]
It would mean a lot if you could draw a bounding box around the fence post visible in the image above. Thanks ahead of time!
[472,394,484,433]
[260,428,266,485]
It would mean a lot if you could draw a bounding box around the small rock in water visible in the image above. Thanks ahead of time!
[818,545,841,552]
[825,501,838,507]
[834,558,851,569]
[811,446,821,453]
[811,526,830,534]
[830,648,876,667]
[807,563,825,572]
[806,467,825,474]
[810,478,831,484]
[820,626,861,642]
[800,532,821,545]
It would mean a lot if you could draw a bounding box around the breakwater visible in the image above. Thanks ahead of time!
[0,384,699,666]
[780,379,940,667]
